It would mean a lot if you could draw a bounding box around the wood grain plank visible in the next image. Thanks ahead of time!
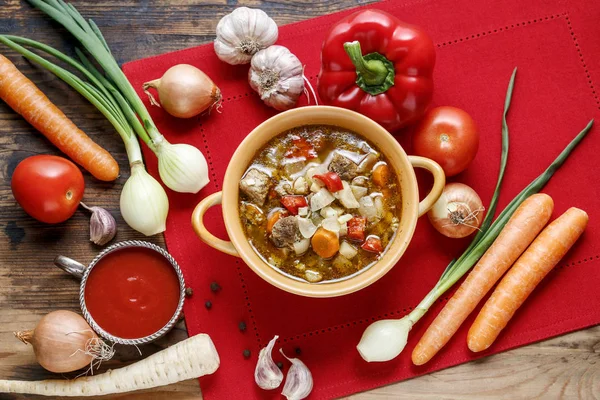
[0,1,598,399]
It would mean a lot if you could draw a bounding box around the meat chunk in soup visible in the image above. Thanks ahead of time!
[328,152,358,180]
[273,178,293,197]
[240,168,270,206]
[270,216,300,248]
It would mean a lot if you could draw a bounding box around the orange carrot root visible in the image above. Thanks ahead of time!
[467,207,588,352]
[412,193,554,365]
[0,54,119,181]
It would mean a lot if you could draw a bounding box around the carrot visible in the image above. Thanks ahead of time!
[311,227,339,258]
[411,193,554,365]
[468,207,588,352]
[372,163,390,188]
[0,333,219,396]
[0,54,119,181]
[266,209,286,234]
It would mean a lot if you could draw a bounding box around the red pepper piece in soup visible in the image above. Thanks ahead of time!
[280,195,308,215]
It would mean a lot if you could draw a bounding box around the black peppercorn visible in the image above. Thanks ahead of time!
[276,361,284,370]
[185,287,193,297]
[238,321,247,332]
[210,281,221,292]
[205,300,212,310]
[243,349,251,358]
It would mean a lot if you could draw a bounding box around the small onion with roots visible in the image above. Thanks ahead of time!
[14,310,113,373]
[143,64,222,119]
[428,182,485,238]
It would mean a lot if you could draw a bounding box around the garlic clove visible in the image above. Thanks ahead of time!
[255,335,283,390]
[88,206,117,246]
[280,349,313,400]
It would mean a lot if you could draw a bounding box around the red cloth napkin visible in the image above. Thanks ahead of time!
[123,0,600,397]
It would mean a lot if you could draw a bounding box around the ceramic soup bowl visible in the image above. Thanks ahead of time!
[192,106,445,298]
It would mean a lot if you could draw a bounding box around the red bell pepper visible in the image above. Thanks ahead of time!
[318,9,436,132]
[346,216,367,242]
[313,171,344,192]
[280,195,308,215]
[361,235,383,253]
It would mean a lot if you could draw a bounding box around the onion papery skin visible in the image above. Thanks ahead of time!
[143,64,221,119]
[428,183,484,238]
[16,310,97,373]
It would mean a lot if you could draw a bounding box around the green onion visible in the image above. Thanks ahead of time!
[0,35,169,236]
[357,69,593,362]
[0,35,139,162]
[24,0,210,194]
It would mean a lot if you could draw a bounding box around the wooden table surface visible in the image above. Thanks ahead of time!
[0,1,598,399]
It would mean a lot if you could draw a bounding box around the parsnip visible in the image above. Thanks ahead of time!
[0,333,219,397]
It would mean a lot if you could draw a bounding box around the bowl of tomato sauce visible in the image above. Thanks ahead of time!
[55,241,185,345]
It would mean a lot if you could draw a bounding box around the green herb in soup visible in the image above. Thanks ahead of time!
[239,125,401,283]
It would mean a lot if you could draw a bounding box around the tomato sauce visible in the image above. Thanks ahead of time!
[84,247,181,339]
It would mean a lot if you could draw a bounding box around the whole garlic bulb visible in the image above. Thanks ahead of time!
[249,45,305,111]
[214,7,278,65]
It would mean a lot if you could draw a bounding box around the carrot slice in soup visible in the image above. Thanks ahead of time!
[311,227,339,258]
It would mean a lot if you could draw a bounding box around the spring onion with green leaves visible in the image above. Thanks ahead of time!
[357,68,594,362]
[24,0,210,194]
[0,35,169,236]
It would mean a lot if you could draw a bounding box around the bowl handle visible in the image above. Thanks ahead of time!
[54,256,86,280]
[408,155,446,217]
[191,192,240,257]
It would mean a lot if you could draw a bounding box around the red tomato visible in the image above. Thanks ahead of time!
[11,155,85,223]
[412,106,479,177]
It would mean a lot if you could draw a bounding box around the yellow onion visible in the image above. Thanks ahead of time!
[143,64,222,118]
[428,183,484,238]
[15,310,110,373]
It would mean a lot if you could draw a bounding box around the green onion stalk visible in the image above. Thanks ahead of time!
[356,68,594,362]
[25,0,209,194]
[0,35,169,236]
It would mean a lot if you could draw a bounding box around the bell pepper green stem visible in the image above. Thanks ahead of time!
[343,41,395,95]
[344,41,387,85]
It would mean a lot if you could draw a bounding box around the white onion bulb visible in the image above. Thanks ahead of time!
[120,162,169,236]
